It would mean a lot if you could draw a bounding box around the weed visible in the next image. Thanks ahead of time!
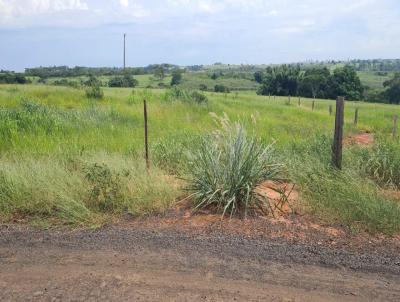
[187,116,282,217]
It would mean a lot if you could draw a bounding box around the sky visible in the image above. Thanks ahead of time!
[0,0,400,71]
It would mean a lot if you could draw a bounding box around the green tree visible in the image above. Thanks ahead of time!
[329,65,364,100]
[254,71,264,84]
[108,74,138,88]
[383,73,400,104]
[214,84,230,93]
[299,67,330,98]
[154,66,165,81]
[257,65,301,96]
[171,70,183,86]
[84,75,102,87]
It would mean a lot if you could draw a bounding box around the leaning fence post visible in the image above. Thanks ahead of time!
[332,97,345,170]
[354,108,359,126]
[393,115,399,137]
[329,105,333,116]
[143,99,150,169]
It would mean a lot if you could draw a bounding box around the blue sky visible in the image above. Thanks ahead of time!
[1,0,400,71]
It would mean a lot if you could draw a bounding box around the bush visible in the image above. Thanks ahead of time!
[214,84,230,93]
[0,73,30,84]
[199,84,208,91]
[190,91,208,104]
[163,87,208,104]
[84,75,102,87]
[84,163,123,212]
[53,79,80,88]
[171,70,183,86]
[109,74,138,88]
[186,116,282,217]
[86,84,104,99]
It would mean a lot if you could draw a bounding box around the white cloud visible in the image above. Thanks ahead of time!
[0,0,399,58]
[0,0,88,26]
[119,0,129,7]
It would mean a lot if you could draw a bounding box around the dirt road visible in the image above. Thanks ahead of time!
[1,225,399,301]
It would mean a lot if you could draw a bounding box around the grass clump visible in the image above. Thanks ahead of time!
[163,87,208,104]
[357,139,400,189]
[186,115,282,217]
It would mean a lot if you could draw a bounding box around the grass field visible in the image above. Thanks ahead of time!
[357,71,393,89]
[1,84,400,233]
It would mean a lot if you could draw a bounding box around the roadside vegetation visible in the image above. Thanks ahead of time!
[0,83,400,234]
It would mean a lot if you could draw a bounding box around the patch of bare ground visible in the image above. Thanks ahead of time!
[381,188,400,204]
[122,180,400,254]
[344,132,374,147]
[2,180,400,301]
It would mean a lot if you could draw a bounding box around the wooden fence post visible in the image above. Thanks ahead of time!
[312,100,315,111]
[332,97,345,170]
[354,108,359,126]
[288,95,291,105]
[393,115,399,137]
[329,105,333,116]
[298,96,301,106]
[143,99,150,169]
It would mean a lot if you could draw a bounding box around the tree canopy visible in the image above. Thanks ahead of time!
[383,73,400,104]
[257,65,364,101]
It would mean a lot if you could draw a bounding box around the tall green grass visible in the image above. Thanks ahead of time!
[1,84,400,233]
[287,136,400,234]
[0,154,180,227]
[356,139,400,189]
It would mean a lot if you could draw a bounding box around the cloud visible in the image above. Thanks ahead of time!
[0,0,88,26]
[1,0,400,70]
[119,0,129,7]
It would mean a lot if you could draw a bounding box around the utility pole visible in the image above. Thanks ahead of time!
[123,33,126,70]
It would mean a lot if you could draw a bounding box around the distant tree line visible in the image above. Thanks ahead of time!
[348,59,400,72]
[25,64,180,78]
[0,72,30,84]
[255,65,364,101]
[366,73,400,104]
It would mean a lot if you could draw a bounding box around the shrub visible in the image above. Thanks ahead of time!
[84,75,102,87]
[109,74,138,88]
[214,84,230,93]
[163,87,208,104]
[84,163,123,212]
[171,70,183,86]
[0,72,30,84]
[190,91,208,104]
[86,84,104,99]
[199,84,208,91]
[186,116,282,217]
[53,79,80,88]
